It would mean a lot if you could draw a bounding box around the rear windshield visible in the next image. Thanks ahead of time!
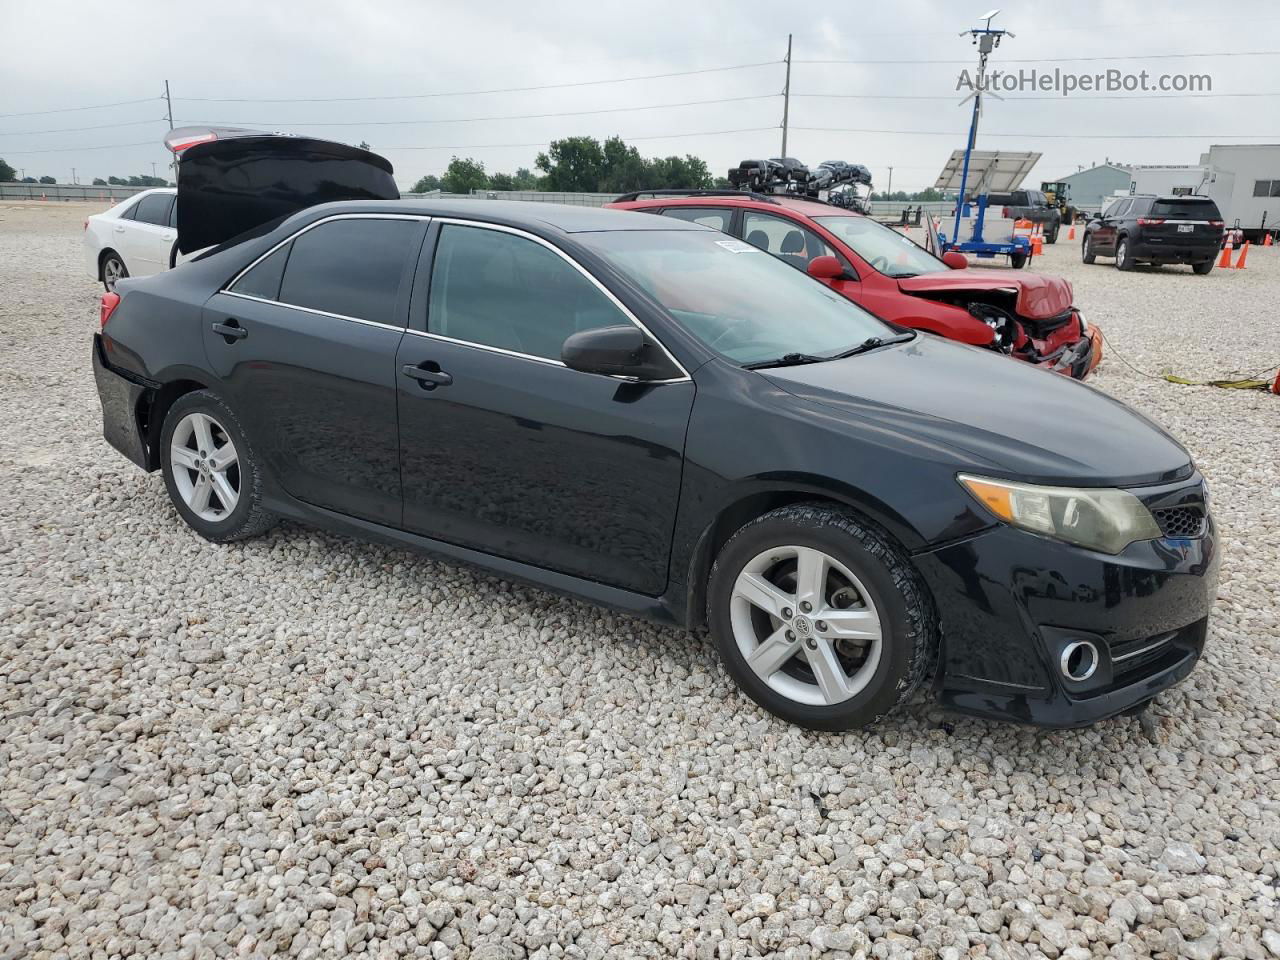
[578,230,890,366]
[1150,199,1221,220]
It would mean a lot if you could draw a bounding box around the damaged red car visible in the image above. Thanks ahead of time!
[608,191,1103,379]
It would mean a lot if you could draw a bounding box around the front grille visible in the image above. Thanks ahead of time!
[1154,505,1206,539]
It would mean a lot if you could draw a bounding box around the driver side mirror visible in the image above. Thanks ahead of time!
[807,255,853,281]
[941,251,968,270]
[561,325,681,381]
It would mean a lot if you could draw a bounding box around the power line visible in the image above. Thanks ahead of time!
[0,96,163,120]
[189,93,779,129]
[793,125,1280,140]
[793,90,1280,102]
[379,126,777,151]
[0,140,159,155]
[176,60,781,105]
[0,117,166,138]
[795,50,1280,65]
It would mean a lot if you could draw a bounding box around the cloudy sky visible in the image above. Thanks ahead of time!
[3,0,1278,191]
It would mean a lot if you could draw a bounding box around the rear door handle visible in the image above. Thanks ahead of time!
[211,319,248,342]
[401,362,452,389]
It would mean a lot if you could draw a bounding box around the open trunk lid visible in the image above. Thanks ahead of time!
[165,126,399,254]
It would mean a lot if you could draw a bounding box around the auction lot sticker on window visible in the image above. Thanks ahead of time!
[716,239,758,254]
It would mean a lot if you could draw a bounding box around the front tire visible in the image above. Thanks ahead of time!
[100,251,127,292]
[160,391,276,542]
[1082,234,1097,264]
[707,503,938,731]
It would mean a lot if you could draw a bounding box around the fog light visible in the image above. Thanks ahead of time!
[1060,640,1099,682]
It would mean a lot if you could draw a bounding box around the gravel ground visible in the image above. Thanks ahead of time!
[1,202,1277,960]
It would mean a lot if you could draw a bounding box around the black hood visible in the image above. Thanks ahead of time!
[171,132,399,253]
[763,334,1192,488]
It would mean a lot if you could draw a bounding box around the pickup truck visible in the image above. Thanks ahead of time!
[984,189,1063,243]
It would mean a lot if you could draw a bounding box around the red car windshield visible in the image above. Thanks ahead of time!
[580,230,889,365]
[813,216,948,278]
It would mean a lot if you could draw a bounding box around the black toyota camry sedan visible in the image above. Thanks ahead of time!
[93,191,1218,731]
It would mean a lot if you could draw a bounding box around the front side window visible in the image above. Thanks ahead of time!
[812,216,946,278]
[428,224,631,361]
[133,193,173,226]
[661,207,732,232]
[579,229,889,366]
[277,218,418,326]
[742,212,836,271]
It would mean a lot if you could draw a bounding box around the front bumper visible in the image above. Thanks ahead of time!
[914,476,1219,727]
[93,334,153,470]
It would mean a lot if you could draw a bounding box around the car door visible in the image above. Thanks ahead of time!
[396,220,695,596]
[203,214,427,526]
[122,192,177,276]
[1092,199,1127,253]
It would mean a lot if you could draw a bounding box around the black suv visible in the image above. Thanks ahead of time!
[1083,195,1224,273]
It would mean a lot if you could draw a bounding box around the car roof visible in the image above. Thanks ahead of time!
[618,194,863,220]
[300,198,714,234]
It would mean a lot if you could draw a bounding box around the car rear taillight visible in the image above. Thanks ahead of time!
[1209,220,1224,227]
[1001,206,1010,218]
[1136,218,1165,226]
[100,292,121,329]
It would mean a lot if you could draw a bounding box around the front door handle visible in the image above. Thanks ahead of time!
[401,362,453,389]
[211,319,248,342]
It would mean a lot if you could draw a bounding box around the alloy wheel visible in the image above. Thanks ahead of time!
[169,412,240,522]
[103,257,124,291]
[729,545,883,706]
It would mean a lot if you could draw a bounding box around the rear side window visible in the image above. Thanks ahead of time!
[230,243,291,301]
[427,224,630,362]
[661,207,732,232]
[277,218,418,326]
[1150,198,1221,220]
[133,193,173,226]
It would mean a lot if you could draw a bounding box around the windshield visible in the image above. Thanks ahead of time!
[812,216,948,278]
[580,230,890,365]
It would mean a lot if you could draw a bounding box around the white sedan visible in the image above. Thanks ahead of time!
[83,188,181,291]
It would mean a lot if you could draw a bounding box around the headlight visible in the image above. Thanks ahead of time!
[957,474,1161,554]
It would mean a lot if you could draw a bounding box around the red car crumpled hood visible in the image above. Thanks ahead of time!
[896,270,1073,319]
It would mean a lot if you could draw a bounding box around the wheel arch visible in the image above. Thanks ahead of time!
[97,246,123,281]
[681,479,926,631]
[142,376,216,470]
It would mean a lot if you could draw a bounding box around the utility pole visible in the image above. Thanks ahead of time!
[951,10,1013,246]
[886,166,893,197]
[71,167,76,185]
[780,34,792,157]
[164,80,176,180]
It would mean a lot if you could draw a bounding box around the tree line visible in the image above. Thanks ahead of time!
[0,158,171,188]
[411,135,721,195]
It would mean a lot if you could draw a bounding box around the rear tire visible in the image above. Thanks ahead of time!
[160,390,276,542]
[1009,252,1028,269]
[707,503,938,731]
[1082,235,1097,264]
[1115,236,1134,271]
[1192,259,1214,275]
[1046,225,1059,244]
[100,251,127,292]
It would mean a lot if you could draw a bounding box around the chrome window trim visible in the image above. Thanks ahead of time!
[429,217,692,383]
[220,290,406,332]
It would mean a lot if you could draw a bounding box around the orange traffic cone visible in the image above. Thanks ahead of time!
[1067,224,1076,240]
[1031,223,1044,256]
[1235,241,1250,269]
[1218,241,1233,269]
[1265,232,1274,247]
